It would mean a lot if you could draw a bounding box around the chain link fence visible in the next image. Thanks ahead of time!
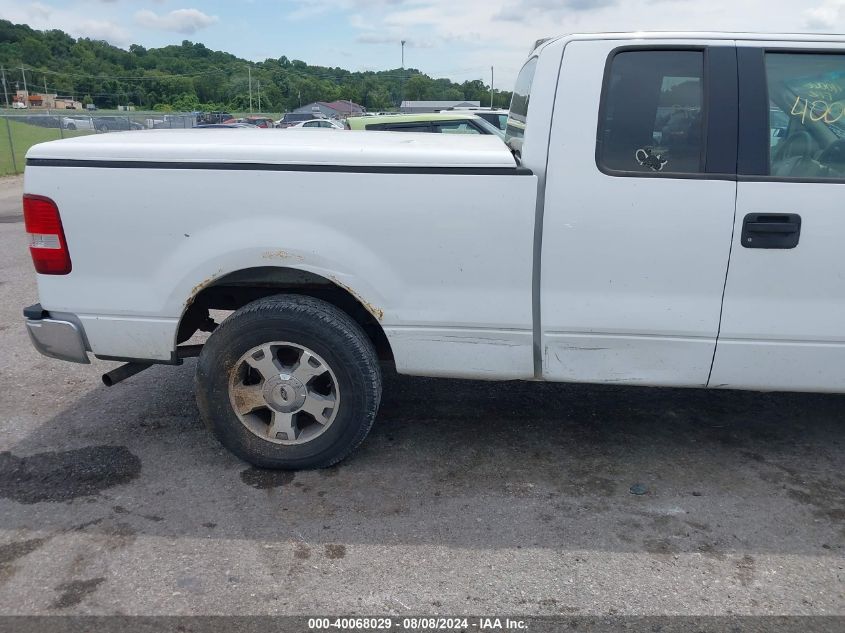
[0,111,197,176]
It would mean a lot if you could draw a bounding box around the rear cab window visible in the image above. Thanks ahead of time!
[597,50,705,175]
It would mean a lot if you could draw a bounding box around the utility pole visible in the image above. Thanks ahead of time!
[490,66,494,109]
[248,65,253,113]
[20,65,28,103]
[257,80,261,112]
[0,66,9,108]
[400,40,406,111]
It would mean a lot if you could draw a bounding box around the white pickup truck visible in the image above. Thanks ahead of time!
[22,32,845,469]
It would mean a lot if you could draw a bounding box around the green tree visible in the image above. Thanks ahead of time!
[172,93,199,111]
[404,74,432,101]
[21,37,50,65]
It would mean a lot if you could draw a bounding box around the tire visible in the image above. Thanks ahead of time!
[65,123,76,131]
[195,295,382,469]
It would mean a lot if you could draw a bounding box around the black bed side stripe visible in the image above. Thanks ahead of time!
[26,158,534,176]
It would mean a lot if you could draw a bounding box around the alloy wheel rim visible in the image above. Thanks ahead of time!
[228,341,340,445]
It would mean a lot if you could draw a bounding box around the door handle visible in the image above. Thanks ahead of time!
[744,221,799,234]
[741,213,801,249]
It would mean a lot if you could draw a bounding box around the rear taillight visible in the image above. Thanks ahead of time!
[23,194,72,275]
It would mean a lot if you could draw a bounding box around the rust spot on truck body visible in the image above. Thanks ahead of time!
[186,269,225,309]
[183,267,383,323]
[262,250,304,262]
[329,276,384,321]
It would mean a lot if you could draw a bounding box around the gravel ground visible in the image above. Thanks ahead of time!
[0,174,843,618]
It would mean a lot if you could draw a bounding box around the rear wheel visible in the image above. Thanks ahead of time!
[195,295,382,469]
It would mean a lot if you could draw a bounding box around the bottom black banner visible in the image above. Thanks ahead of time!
[0,616,841,633]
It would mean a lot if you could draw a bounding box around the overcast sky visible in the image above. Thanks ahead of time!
[1,0,844,86]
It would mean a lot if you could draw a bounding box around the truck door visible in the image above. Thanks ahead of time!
[710,44,845,392]
[541,40,739,386]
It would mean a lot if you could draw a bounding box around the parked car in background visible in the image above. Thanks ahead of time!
[242,116,276,128]
[23,115,62,129]
[197,112,233,125]
[276,112,322,128]
[449,108,510,132]
[220,118,264,126]
[347,112,503,136]
[288,119,345,130]
[93,116,145,132]
[148,114,194,129]
[61,116,95,131]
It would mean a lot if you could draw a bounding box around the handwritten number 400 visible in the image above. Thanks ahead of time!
[791,95,845,125]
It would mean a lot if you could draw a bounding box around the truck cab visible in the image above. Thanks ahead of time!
[513,33,845,392]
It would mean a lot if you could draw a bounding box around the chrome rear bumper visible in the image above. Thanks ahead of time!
[24,303,90,364]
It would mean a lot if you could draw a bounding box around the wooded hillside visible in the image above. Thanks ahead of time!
[0,20,512,112]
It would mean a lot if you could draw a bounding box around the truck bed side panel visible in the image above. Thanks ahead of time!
[24,165,538,378]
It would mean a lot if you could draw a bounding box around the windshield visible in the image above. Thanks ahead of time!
[505,57,538,155]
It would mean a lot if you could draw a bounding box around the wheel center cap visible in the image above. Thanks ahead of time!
[262,373,307,413]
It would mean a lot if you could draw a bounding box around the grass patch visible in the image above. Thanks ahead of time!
[0,119,92,176]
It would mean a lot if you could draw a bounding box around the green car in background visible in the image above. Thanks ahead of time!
[346,112,505,137]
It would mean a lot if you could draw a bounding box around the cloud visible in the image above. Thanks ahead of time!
[287,3,332,21]
[496,0,618,22]
[287,0,410,21]
[75,19,131,45]
[337,0,845,87]
[27,1,51,20]
[134,8,219,34]
[804,0,845,29]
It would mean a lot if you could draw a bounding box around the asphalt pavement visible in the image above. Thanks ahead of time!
[0,174,843,617]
